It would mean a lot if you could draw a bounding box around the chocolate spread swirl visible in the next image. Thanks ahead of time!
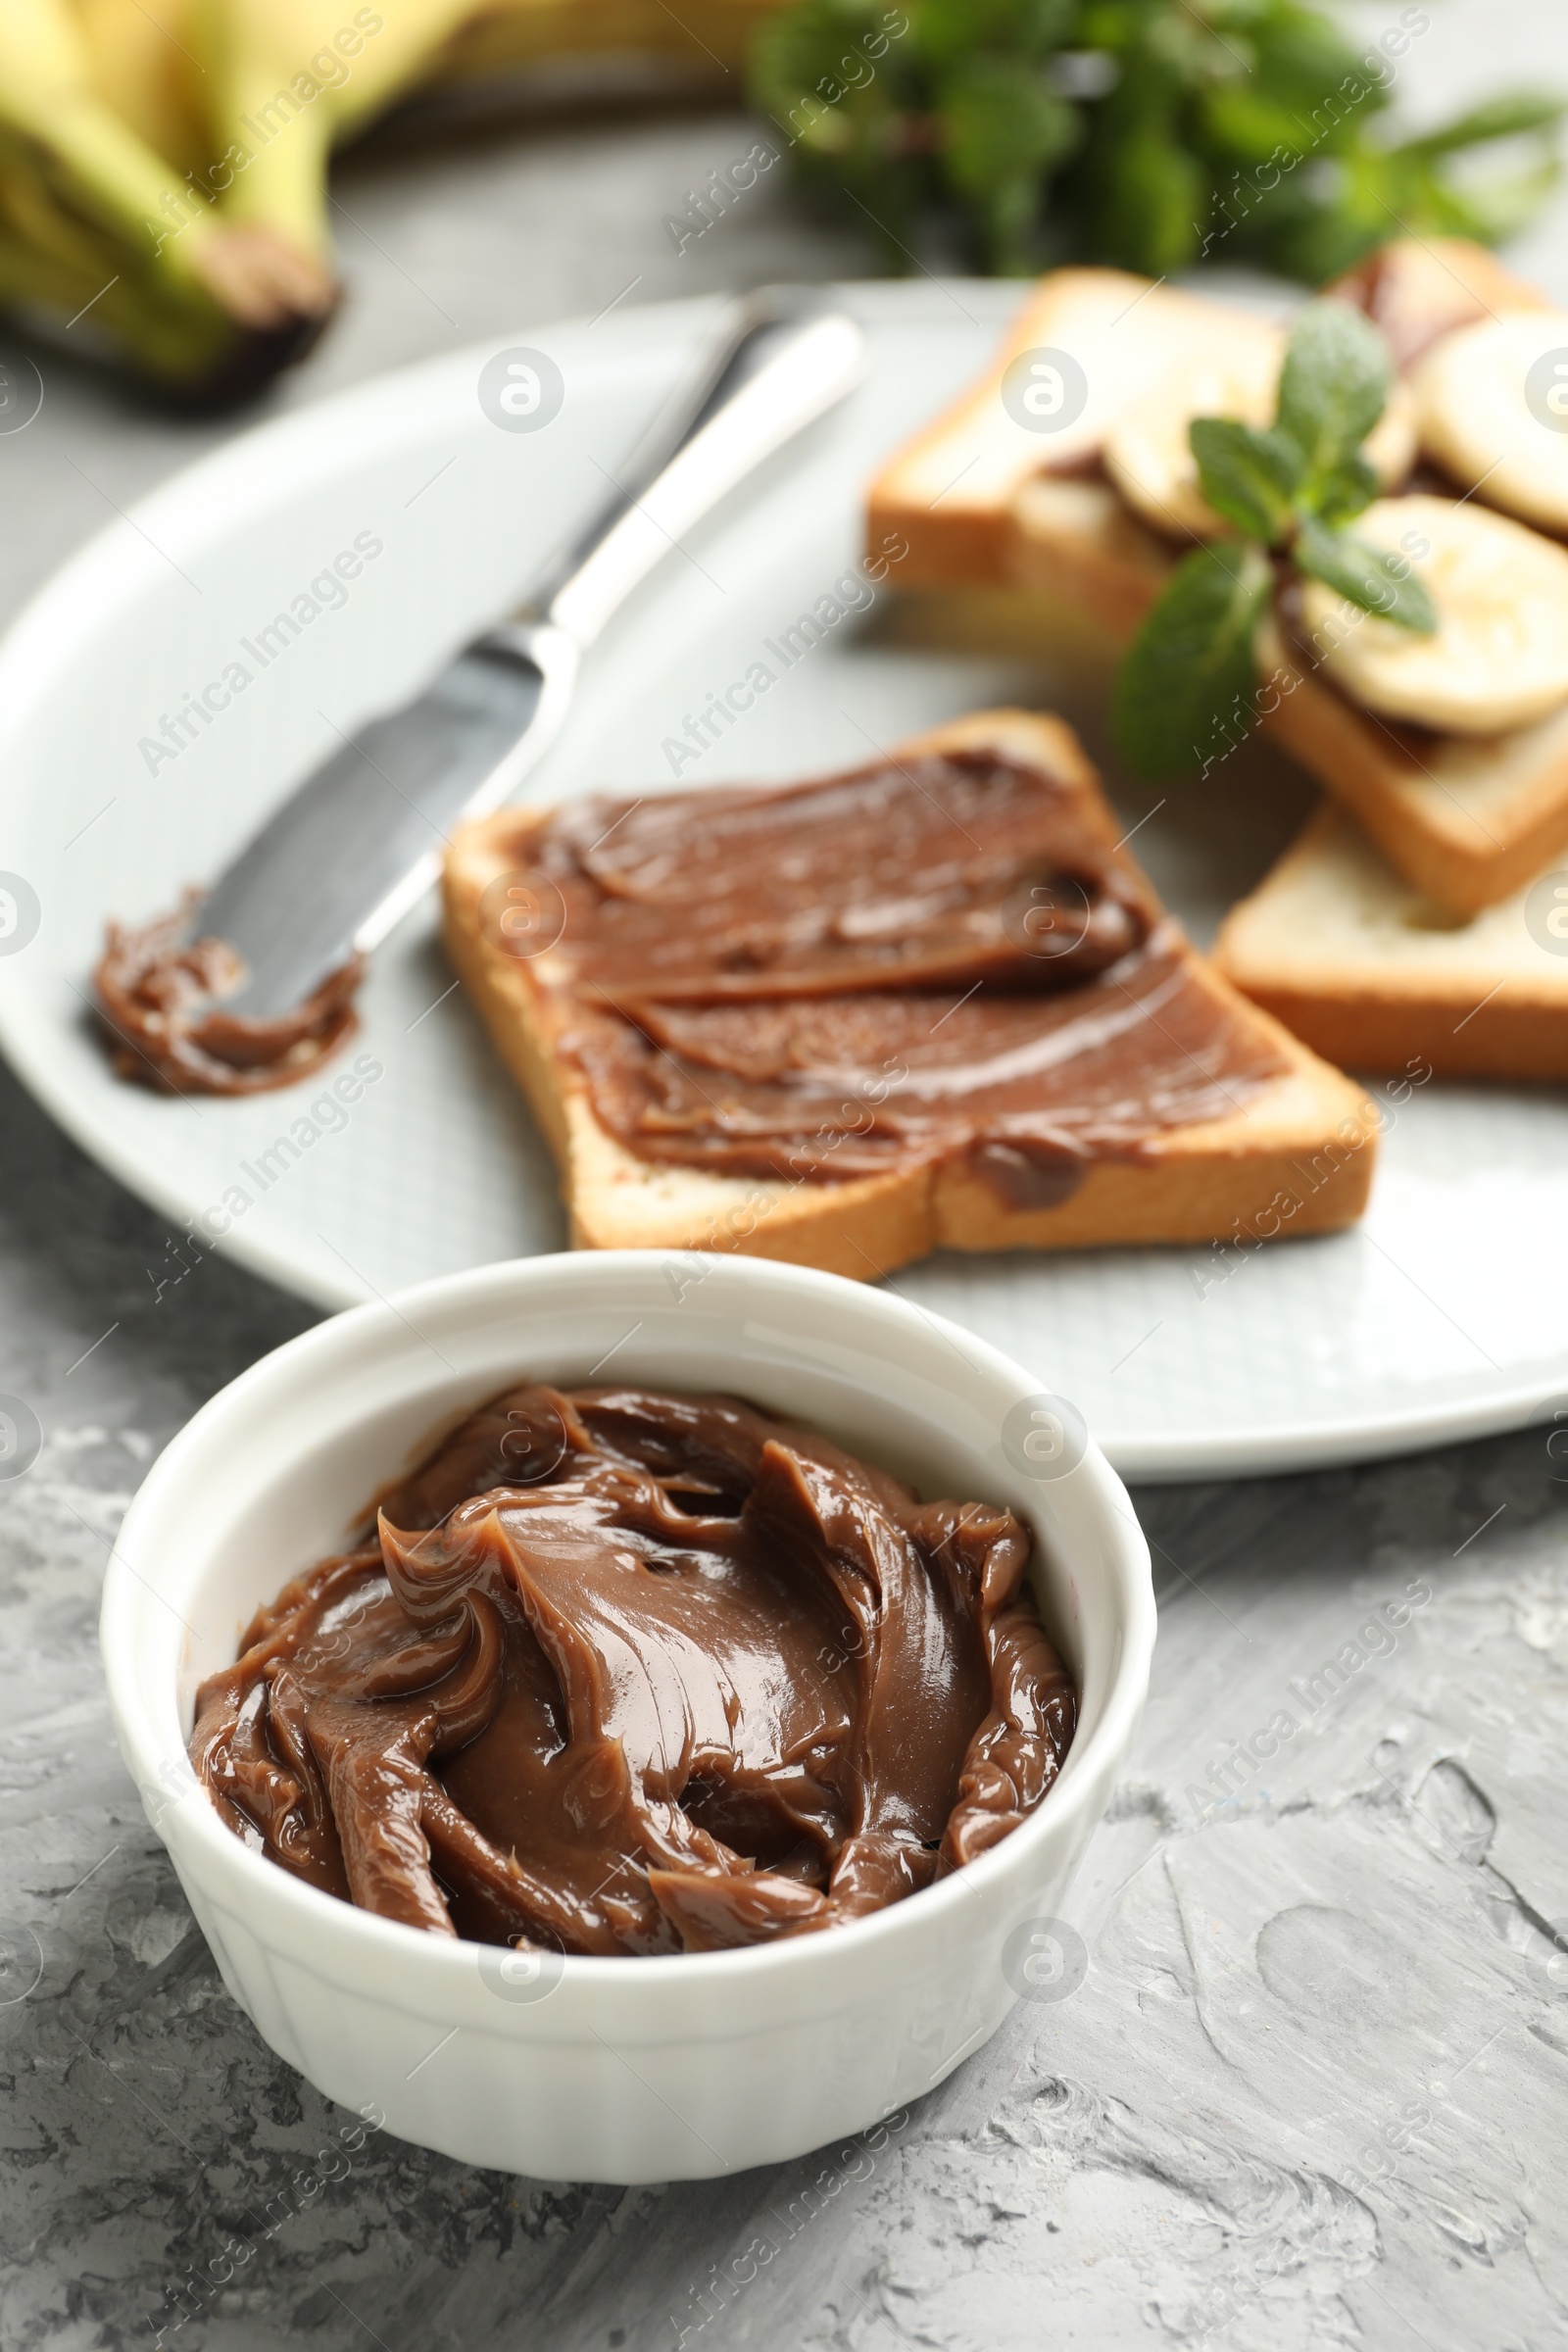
[190,1383,1076,1955]
[510,746,1289,1196]
[94,893,361,1095]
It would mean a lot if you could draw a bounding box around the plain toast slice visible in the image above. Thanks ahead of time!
[868,268,1281,597]
[1213,803,1568,1081]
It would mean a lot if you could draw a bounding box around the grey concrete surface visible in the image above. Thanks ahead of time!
[4,12,1568,2345]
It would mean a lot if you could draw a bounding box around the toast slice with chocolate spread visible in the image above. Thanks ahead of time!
[1213,803,1568,1082]
[865,243,1568,915]
[442,710,1376,1277]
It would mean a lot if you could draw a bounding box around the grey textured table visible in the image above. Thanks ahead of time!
[6,11,1568,2345]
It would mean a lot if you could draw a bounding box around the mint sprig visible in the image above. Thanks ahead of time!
[748,2,1565,285]
[1113,546,1273,781]
[1113,300,1437,782]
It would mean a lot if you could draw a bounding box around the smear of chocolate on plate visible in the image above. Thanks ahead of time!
[94,892,362,1095]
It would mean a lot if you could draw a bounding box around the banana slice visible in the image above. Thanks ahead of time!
[1363,385,1418,502]
[1105,322,1416,540]
[1105,331,1282,538]
[1298,494,1568,736]
[1413,311,1568,535]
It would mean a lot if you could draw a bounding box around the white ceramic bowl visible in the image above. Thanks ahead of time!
[101,1251,1153,2183]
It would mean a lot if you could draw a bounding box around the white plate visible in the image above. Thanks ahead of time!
[2,280,1565,1481]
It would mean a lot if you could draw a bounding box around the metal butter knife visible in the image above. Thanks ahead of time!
[196,290,866,1018]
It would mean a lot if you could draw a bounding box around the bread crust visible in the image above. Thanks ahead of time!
[864,241,1568,914]
[442,713,1378,1275]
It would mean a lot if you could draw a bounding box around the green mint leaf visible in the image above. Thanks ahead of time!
[940,60,1079,193]
[1198,85,1312,171]
[937,60,1080,268]
[1295,520,1438,635]
[1274,299,1392,492]
[1441,154,1563,245]
[1189,416,1301,543]
[1246,6,1376,127]
[1394,92,1565,160]
[918,0,1076,69]
[1308,453,1380,530]
[1082,122,1207,277]
[1113,544,1273,780]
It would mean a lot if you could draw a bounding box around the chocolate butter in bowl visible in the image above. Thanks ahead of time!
[94,891,362,1095]
[191,1381,1077,1957]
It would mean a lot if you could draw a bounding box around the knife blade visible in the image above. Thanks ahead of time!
[198,290,866,1019]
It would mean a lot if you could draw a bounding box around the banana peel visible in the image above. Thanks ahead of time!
[415,0,776,96]
[0,0,781,405]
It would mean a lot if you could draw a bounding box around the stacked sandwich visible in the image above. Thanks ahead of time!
[869,236,1568,1090]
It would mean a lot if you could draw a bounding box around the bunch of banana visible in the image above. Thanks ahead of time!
[0,0,780,402]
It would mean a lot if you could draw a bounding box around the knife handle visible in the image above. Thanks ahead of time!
[533,296,865,652]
